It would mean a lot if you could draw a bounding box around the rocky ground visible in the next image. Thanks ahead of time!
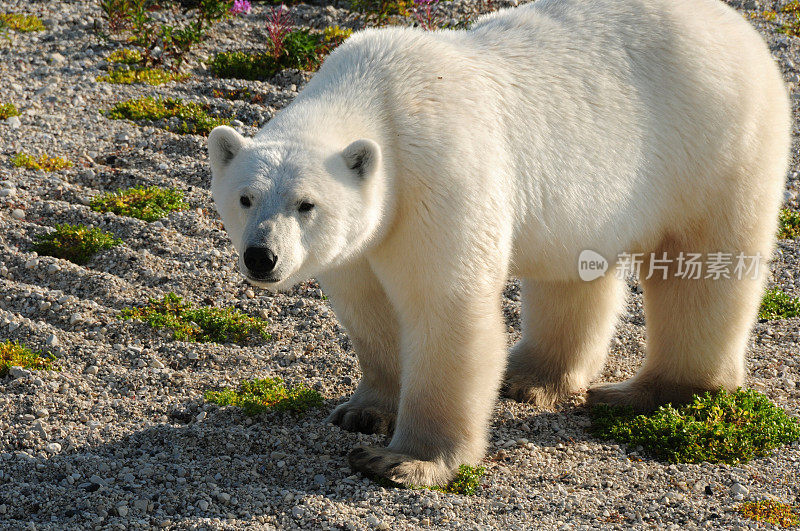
[0,0,799,529]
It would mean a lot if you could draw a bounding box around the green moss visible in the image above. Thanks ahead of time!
[0,102,20,120]
[759,288,800,320]
[34,224,122,265]
[432,465,486,495]
[0,340,55,377]
[120,293,271,344]
[590,388,800,464]
[779,209,800,239]
[209,28,343,80]
[204,377,323,415]
[738,500,799,528]
[97,67,190,85]
[105,96,229,136]
[107,48,145,64]
[0,13,45,32]
[12,152,73,171]
[91,186,188,222]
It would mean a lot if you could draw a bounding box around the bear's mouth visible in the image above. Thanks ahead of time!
[245,273,280,284]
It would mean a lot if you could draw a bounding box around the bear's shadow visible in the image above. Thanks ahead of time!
[4,398,593,526]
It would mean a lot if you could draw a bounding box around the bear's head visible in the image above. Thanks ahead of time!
[208,125,387,289]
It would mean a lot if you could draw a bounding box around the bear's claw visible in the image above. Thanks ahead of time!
[347,445,454,487]
[326,402,395,435]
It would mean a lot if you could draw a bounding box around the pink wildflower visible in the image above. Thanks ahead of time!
[230,0,252,16]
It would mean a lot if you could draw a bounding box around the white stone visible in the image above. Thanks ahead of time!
[11,209,25,220]
[46,442,61,453]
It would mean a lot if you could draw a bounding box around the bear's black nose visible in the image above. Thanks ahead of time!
[243,246,277,277]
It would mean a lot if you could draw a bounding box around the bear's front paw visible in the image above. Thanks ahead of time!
[326,402,395,435]
[348,446,455,487]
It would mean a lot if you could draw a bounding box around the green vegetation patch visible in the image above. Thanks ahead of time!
[0,340,55,377]
[91,186,187,221]
[97,67,190,85]
[204,377,323,415]
[779,209,800,239]
[12,152,73,171]
[105,96,229,136]
[759,288,800,320]
[590,389,800,465]
[107,48,145,64]
[121,292,270,343]
[0,13,45,32]
[0,103,20,120]
[738,500,799,528]
[34,224,122,265]
[430,465,486,495]
[210,27,349,80]
[350,0,412,23]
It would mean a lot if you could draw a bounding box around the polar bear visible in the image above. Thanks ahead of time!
[208,0,790,485]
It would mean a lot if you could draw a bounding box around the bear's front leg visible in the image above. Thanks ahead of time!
[318,260,400,435]
[347,291,507,486]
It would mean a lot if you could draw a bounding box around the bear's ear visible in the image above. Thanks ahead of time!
[341,139,381,179]
[208,126,246,173]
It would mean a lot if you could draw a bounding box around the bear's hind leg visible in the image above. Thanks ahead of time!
[319,260,400,435]
[503,275,625,408]
[588,240,768,411]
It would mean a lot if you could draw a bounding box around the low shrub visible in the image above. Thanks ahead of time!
[105,96,229,135]
[90,185,188,222]
[34,224,122,265]
[204,377,323,415]
[759,288,800,320]
[779,209,800,239]
[120,292,270,343]
[590,388,800,464]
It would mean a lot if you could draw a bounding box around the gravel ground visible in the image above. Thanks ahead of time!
[1,0,799,529]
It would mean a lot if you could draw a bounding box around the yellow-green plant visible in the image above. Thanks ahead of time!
[0,13,45,32]
[97,67,189,85]
[738,500,799,528]
[12,152,73,171]
[0,102,20,120]
[0,340,55,376]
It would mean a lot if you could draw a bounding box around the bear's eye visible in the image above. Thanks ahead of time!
[298,202,315,213]
[240,196,251,208]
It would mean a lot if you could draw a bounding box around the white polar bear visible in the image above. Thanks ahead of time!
[209,0,790,486]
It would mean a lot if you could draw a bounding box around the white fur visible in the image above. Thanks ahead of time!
[209,0,790,485]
